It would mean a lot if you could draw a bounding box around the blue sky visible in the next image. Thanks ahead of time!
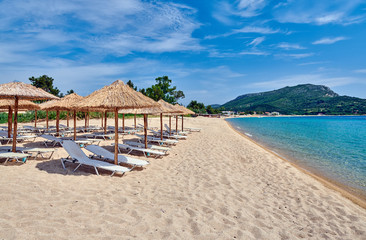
[1,0,366,105]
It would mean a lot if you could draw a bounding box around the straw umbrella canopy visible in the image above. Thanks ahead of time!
[73,80,160,164]
[40,93,84,139]
[0,81,59,152]
[0,99,41,138]
[157,99,183,139]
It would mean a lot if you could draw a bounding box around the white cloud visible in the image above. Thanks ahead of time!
[212,0,268,24]
[276,53,314,59]
[0,0,202,60]
[312,36,347,45]
[247,37,265,47]
[240,51,269,56]
[277,42,305,50]
[251,74,357,89]
[354,69,366,73]
[273,0,365,25]
[235,26,280,34]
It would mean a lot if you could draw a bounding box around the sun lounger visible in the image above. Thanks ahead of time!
[184,127,201,132]
[0,152,30,165]
[136,134,178,146]
[113,143,166,158]
[61,140,131,176]
[164,124,189,135]
[85,132,115,140]
[0,146,55,159]
[85,145,149,168]
[124,140,171,153]
[150,129,187,140]
[0,131,37,144]
[41,134,64,147]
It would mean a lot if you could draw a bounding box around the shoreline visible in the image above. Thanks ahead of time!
[225,119,366,209]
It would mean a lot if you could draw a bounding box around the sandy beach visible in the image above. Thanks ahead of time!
[1,116,366,239]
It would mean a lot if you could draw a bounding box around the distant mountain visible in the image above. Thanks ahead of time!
[221,84,366,115]
[210,104,221,109]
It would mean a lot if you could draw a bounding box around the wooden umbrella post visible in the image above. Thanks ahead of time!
[67,111,69,128]
[104,111,107,134]
[12,96,19,152]
[34,110,37,128]
[101,112,103,128]
[7,106,12,138]
[114,108,119,165]
[46,110,49,131]
[169,116,172,136]
[134,114,136,129]
[144,114,148,149]
[84,112,87,131]
[122,114,125,132]
[73,110,77,141]
[182,115,184,132]
[56,110,60,135]
[176,115,178,133]
[160,113,163,141]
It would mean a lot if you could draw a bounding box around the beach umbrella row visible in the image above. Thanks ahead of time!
[0,80,194,164]
[0,81,59,152]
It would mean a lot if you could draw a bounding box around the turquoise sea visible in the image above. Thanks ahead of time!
[226,116,366,196]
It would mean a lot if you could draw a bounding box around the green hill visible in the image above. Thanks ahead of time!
[221,84,366,115]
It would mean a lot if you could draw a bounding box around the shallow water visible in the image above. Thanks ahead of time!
[227,116,366,194]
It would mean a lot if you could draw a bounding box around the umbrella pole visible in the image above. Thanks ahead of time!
[160,113,163,141]
[7,106,12,138]
[46,111,49,131]
[176,115,178,133]
[182,115,184,132]
[56,110,60,135]
[144,114,148,149]
[12,96,19,152]
[122,114,125,132]
[101,112,103,128]
[84,112,87,131]
[104,112,107,134]
[67,111,69,128]
[87,112,90,127]
[134,114,136,129]
[114,108,119,165]
[73,110,77,141]
[169,116,171,136]
[35,110,37,128]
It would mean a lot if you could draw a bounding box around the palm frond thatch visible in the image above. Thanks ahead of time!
[0,99,40,110]
[40,93,83,111]
[74,80,160,111]
[0,81,59,100]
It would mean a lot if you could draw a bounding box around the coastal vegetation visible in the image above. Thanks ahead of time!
[221,84,366,115]
[186,100,223,114]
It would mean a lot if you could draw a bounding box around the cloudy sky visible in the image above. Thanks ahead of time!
[1,0,366,105]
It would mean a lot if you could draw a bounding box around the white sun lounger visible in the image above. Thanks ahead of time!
[184,127,201,132]
[113,143,166,158]
[124,140,171,153]
[85,145,149,168]
[0,152,30,165]
[136,134,178,146]
[0,131,37,144]
[0,146,55,159]
[151,130,187,140]
[164,124,189,135]
[41,134,63,147]
[61,140,131,176]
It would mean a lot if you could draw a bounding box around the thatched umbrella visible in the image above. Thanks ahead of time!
[0,99,41,138]
[40,93,84,140]
[0,81,59,152]
[74,80,160,164]
[157,99,183,140]
[174,104,194,132]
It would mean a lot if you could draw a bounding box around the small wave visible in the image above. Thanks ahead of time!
[245,133,252,137]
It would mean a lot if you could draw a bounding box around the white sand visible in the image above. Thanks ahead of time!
[0,116,365,239]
